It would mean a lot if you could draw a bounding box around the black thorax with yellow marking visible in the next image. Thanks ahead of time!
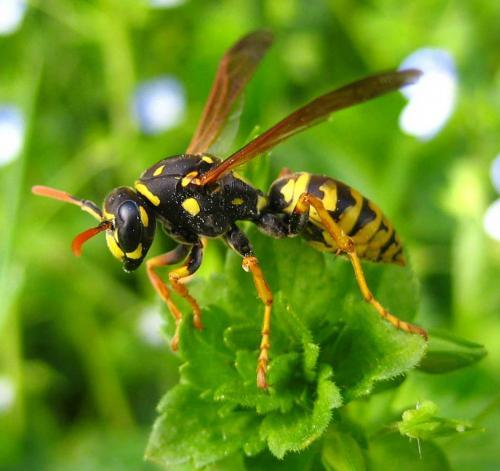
[131,154,265,246]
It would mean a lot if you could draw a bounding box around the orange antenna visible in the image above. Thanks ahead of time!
[32,185,102,221]
[71,221,112,256]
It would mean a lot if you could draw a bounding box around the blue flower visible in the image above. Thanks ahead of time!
[149,0,186,8]
[399,48,457,141]
[0,0,27,36]
[132,76,185,135]
[0,105,25,166]
[484,199,500,242]
[490,154,500,194]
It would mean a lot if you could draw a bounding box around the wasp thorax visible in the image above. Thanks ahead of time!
[103,187,156,271]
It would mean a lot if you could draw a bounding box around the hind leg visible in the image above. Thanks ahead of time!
[146,245,190,350]
[290,193,427,339]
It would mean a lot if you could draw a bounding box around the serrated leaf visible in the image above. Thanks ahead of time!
[397,401,481,440]
[260,365,342,458]
[329,300,426,401]
[178,307,237,392]
[418,330,486,373]
[213,350,297,415]
[150,227,429,465]
[146,384,262,469]
[302,342,320,382]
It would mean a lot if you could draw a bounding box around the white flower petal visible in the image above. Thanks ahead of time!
[0,377,15,413]
[133,76,185,135]
[137,306,166,346]
[484,199,500,241]
[399,48,457,140]
[0,105,25,166]
[150,0,186,8]
[0,0,27,35]
[490,154,500,194]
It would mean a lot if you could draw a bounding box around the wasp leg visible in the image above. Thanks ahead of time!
[146,245,190,351]
[292,193,428,339]
[168,242,204,332]
[224,226,273,389]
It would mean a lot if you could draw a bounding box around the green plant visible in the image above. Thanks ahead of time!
[146,224,484,469]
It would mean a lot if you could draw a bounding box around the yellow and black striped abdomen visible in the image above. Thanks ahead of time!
[269,172,404,265]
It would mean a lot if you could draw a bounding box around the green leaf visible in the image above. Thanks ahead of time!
[320,261,427,402]
[260,365,342,458]
[178,307,237,392]
[397,400,481,440]
[244,446,320,471]
[418,331,486,374]
[149,228,428,465]
[145,384,262,469]
[321,425,366,471]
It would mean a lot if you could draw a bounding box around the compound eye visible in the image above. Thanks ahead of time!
[116,200,142,252]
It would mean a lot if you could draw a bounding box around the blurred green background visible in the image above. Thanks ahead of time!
[1,0,500,469]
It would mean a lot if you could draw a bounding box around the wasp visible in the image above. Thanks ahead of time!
[33,31,427,389]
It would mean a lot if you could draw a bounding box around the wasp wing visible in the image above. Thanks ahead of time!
[196,69,422,185]
[186,30,274,155]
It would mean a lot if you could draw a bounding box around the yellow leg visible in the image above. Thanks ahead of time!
[169,265,203,331]
[242,256,274,389]
[295,193,428,339]
[146,246,189,351]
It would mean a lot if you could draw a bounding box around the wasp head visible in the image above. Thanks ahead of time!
[32,185,156,272]
[102,187,156,271]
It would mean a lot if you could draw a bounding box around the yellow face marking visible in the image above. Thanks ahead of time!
[202,155,214,164]
[181,171,199,187]
[135,182,160,206]
[139,206,149,227]
[181,197,201,216]
[153,165,165,177]
[231,197,244,205]
[103,209,114,220]
[126,243,143,260]
[106,233,124,260]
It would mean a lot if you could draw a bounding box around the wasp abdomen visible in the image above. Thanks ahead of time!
[268,172,404,265]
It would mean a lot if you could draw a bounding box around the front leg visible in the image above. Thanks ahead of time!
[146,245,190,351]
[224,225,273,389]
[168,241,204,331]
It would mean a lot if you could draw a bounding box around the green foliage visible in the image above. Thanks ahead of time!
[146,231,478,468]
[397,401,481,441]
[418,332,487,374]
[2,1,500,470]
